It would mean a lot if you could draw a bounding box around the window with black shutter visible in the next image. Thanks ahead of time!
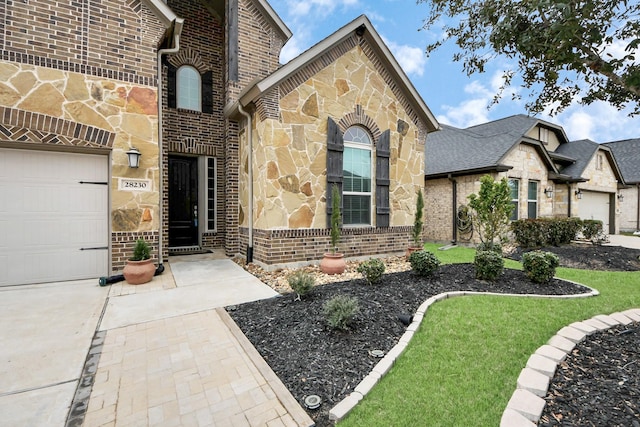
[376,130,390,227]
[326,117,344,228]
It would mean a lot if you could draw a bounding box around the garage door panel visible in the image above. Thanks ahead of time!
[0,148,109,286]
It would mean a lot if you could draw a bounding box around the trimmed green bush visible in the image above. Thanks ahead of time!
[323,295,359,330]
[131,238,151,261]
[477,241,502,254]
[511,218,583,248]
[522,250,560,284]
[582,220,603,240]
[287,270,314,299]
[474,250,504,281]
[409,250,441,276]
[357,258,386,285]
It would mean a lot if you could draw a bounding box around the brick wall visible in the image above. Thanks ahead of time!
[1,0,164,85]
[239,226,414,269]
[112,230,160,272]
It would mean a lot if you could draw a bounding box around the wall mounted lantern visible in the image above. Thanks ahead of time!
[618,193,624,202]
[126,147,141,168]
[575,189,583,199]
[543,187,554,198]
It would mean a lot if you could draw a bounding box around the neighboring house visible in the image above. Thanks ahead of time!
[0,0,438,286]
[603,139,640,232]
[424,115,624,244]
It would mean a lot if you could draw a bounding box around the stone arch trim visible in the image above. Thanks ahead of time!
[167,49,208,73]
[337,105,382,142]
[0,107,116,149]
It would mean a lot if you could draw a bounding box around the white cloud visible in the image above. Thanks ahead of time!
[280,34,307,63]
[383,37,427,77]
[286,0,359,17]
[548,102,637,143]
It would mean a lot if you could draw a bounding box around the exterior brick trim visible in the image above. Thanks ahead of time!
[0,107,116,149]
[111,230,160,272]
[0,50,156,87]
[167,48,209,73]
[337,105,382,141]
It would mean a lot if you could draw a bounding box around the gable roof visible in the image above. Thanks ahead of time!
[425,115,559,178]
[225,14,439,133]
[603,138,640,184]
[555,139,625,183]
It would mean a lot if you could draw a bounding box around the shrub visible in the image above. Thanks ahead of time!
[582,220,603,240]
[467,175,513,247]
[323,295,359,330]
[511,218,583,248]
[357,258,386,285]
[477,241,502,254]
[522,250,560,284]
[474,250,504,281]
[411,190,425,246]
[287,270,315,300]
[131,238,151,261]
[409,250,441,276]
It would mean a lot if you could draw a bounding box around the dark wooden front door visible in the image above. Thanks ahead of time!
[169,156,198,247]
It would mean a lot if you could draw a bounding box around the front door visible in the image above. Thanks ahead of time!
[169,156,198,247]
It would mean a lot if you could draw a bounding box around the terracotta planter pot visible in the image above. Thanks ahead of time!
[406,246,422,261]
[320,253,346,275]
[123,259,156,285]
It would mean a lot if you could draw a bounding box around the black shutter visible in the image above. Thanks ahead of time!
[376,130,391,227]
[326,117,344,228]
[167,63,177,109]
[202,71,213,114]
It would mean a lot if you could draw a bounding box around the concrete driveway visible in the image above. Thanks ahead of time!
[0,280,108,426]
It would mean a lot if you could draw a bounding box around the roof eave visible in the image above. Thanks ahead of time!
[425,165,512,180]
[254,0,292,42]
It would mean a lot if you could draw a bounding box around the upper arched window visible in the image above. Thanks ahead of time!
[176,65,201,111]
[342,126,373,225]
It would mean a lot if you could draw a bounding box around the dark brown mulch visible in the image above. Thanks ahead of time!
[229,263,591,427]
[539,323,640,427]
[508,243,640,271]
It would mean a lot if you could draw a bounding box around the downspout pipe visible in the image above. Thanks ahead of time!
[237,104,254,263]
[448,175,457,244]
[156,17,184,268]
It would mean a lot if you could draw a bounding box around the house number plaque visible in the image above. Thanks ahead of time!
[119,178,152,191]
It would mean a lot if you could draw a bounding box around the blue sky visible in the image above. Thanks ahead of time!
[267,0,638,143]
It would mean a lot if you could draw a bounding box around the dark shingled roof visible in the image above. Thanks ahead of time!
[603,138,640,184]
[553,139,600,179]
[425,114,562,177]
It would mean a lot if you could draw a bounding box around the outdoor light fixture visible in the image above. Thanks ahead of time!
[543,187,554,198]
[126,147,141,168]
[618,193,624,202]
[575,189,583,199]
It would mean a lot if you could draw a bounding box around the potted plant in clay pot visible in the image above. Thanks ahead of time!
[320,184,346,275]
[407,190,424,260]
[123,238,156,285]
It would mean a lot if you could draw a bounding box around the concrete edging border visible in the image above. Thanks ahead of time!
[501,308,640,426]
[328,282,601,423]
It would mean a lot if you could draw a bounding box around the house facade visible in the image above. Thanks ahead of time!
[0,0,438,285]
[604,138,640,233]
[424,115,624,244]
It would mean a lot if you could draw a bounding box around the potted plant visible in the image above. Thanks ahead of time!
[407,190,424,259]
[122,238,156,285]
[320,184,346,274]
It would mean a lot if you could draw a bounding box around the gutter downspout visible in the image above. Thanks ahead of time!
[237,104,254,263]
[156,18,184,267]
[567,183,572,217]
[448,175,457,244]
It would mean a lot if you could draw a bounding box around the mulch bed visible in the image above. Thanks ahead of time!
[230,244,640,426]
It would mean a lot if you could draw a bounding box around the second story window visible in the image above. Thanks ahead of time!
[177,65,201,111]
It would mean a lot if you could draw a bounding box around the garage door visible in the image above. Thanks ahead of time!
[581,191,611,233]
[0,148,109,286]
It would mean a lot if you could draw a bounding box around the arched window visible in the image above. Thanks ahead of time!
[342,126,373,225]
[176,65,201,111]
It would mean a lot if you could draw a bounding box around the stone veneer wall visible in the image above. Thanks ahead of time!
[0,0,166,274]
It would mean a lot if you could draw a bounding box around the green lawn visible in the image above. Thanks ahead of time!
[339,243,640,427]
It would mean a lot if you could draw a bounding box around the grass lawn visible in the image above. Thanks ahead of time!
[338,243,640,427]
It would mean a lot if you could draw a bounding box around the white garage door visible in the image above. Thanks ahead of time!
[581,191,611,233]
[0,148,109,286]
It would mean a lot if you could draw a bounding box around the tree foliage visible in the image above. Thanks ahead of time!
[467,175,513,246]
[419,0,640,115]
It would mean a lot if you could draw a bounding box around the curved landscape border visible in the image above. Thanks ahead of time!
[328,281,601,422]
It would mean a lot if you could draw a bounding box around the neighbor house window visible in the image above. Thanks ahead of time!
[596,153,604,170]
[508,179,519,221]
[177,65,201,111]
[527,181,538,219]
[342,126,372,225]
[539,128,549,143]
